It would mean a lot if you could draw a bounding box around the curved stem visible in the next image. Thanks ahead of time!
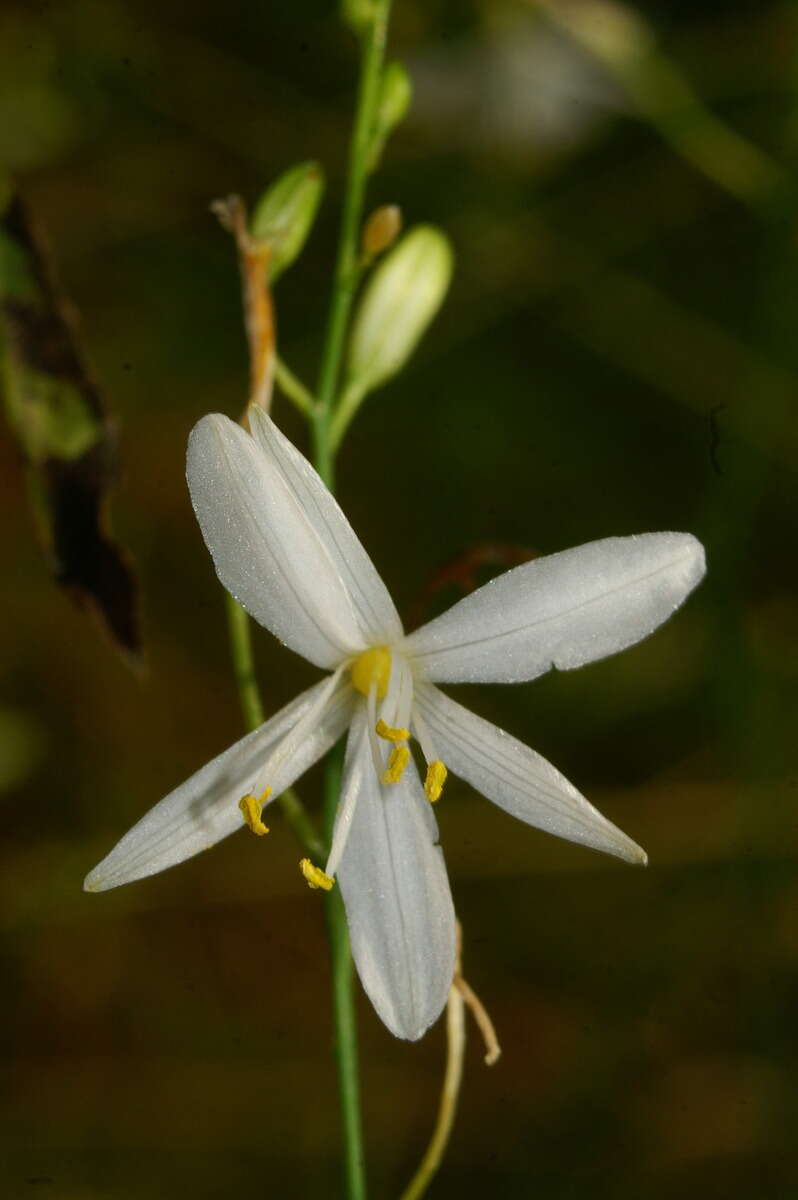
[400,982,467,1200]
[533,0,782,209]
[329,379,367,455]
[312,1,392,487]
[275,354,315,417]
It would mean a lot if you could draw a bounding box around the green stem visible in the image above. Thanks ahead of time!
[622,56,781,208]
[312,1,392,487]
[227,8,393,1190]
[323,743,366,1200]
[275,354,315,416]
[224,591,325,860]
[225,591,265,728]
[308,13,394,1191]
[535,0,782,209]
[329,379,367,455]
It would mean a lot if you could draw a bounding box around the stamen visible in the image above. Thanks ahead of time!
[424,760,448,803]
[410,705,447,802]
[376,718,410,743]
[381,744,410,785]
[239,787,272,835]
[299,858,335,891]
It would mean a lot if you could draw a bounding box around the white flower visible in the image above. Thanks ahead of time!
[84,410,706,1041]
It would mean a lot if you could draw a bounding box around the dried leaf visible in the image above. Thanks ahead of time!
[0,193,142,664]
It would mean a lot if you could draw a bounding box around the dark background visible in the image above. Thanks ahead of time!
[2,0,796,1196]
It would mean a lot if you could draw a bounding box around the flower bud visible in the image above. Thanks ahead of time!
[341,0,375,33]
[369,62,412,168]
[377,62,412,133]
[362,205,402,258]
[346,225,452,392]
[250,161,324,283]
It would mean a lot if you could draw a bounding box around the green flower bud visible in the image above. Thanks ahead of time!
[369,62,412,169]
[347,225,452,392]
[250,161,324,283]
[341,0,375,33]
[378,62,412,133]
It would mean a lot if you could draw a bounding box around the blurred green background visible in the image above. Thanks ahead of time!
[2,0,796,1196]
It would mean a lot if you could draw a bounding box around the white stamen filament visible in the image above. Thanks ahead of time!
[365,681,386,776]
[389,652,414,734]
[410,702,439,769]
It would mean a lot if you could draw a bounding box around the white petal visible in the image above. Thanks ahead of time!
[187,414,367,668]
[413,683,646,864]
[249,408,402,646]
[84,679,354,892]
[335,704,456,1040]
[402,533,706,683]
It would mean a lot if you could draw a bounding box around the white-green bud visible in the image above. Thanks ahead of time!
[250,161,324,283]
[346,225,453,392]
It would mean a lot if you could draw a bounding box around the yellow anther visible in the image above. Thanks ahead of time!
[424,760,448,803]
[381,744,410,785]
[375,718,410,743]
[351,646,391,699]
[239,788,272,836]
[299,858,335,891]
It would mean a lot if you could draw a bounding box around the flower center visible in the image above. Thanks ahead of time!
[350,645,391,698]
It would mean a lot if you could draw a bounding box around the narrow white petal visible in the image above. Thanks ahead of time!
[403,533,706,683]
[84,680,354,892]
[414,683,646,864]
[249,408,402,646]
[335,704,456,1041]
[187,414,367,668]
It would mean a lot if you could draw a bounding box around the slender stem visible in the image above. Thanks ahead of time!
[534,0,782,209]
[275,354,315,416]
[225,591,266,728]
[312,1,392,487]
[329,379,367,455]
[308,16,394,1184]
[400,984,467,1200]
[224,592,325,860]
[322,743,366,1200]
[222,15,391,1186]
[225,9,393,1192]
